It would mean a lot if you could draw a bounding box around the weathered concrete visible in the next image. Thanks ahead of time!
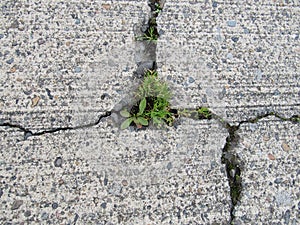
[157,0,300,125]
[232,117,300,224]
[0,118,231,224]
[0,0,299,224]
[0,0,150,132]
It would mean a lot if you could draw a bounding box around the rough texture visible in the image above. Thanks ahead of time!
[157,0,300,124]
[0,0,150,132]
[0,118,230,224]
[233,117,300,224]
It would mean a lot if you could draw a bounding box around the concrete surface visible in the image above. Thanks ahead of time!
[233,117,299,224]
[157,0,300,124]
[0,0,299,224]
[0,118,231,224]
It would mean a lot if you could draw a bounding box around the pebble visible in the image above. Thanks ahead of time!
[0,34,4,39]
[267,153,275,160]
[52,202,58,209]
[11,200,23,210]
[41,212,48,220]
[31,96,40,107]
[232,37,239,42]
[0,189,3,198]
[54,157,63,167]
[101,202,107,209]
[188,77,195,83]
[74,67,81,73]
[24,210,31,217]
[284,209,290,225]
[6,58,14,64]
[227,20,237,27]
[281,142,290,152]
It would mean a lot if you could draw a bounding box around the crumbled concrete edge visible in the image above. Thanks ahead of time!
[216,112,300,223]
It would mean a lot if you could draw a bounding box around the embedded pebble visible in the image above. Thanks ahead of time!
[54,157,62,167]
[11,200,23,210]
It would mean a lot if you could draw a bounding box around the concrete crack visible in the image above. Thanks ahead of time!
[0,111,111,140]
[216,112,299,224]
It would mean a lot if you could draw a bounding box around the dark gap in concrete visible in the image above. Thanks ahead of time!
[217,112,299,224]
[0,111,111,140]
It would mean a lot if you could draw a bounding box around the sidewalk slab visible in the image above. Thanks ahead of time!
[157,0,300,124]
[233,117,300,224]
[0,0,149,132]
[0,118,230,224]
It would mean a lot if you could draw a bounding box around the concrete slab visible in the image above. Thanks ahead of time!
[157,0,300,124]
[0,118,231,224]
[232,116,300,224]
[0,0,150,132]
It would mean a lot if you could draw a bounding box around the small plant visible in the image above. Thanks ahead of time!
[120,98,148,129]
[153,3,162,14]
[197,107,212,119]
[137,70,171,100]
[121,70,174,129]
[136,27,158,42]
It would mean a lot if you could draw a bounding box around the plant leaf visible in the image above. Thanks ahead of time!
[138,117,149,126]
[138,98,147,115]
[121,118,133,130]
[120,109,131,118]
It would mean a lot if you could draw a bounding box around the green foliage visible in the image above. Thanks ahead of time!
[121,70,173,129]
[136,27,158,42]
[137,70,171,101]
[197,107,212,119]
[121,98,149,129]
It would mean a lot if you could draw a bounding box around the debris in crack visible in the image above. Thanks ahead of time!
[0,111,111,139]
[217,112,300,224]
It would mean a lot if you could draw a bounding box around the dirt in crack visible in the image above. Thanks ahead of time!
[221,123,242,222]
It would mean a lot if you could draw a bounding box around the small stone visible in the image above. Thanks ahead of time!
[212,2,218,7]
[75,19,80,24]
[104,177,108,186]
[284,209,290,225]
[167,162,172,170]
[232,37,239,42]
[12,200,23,210]
[227,20,237,27]
[263,135,270,142]
[54,157,62,167]
[6,58,14,64]
[281,142,291,152]
[188,77,195,83]
[37,38,45,45]
[31,96,40,107]
[274,178,283,184]
[121,180,128,186]
[24,210,31,217]
[52,202,58,209]
[267,153,276,160]
[10,67,17,73]
[0,34,4,39]
[74,67,81,73]
[101,202,107,209]
[102,4,111,10]
[0,189,3,198]
[41,212,48,220]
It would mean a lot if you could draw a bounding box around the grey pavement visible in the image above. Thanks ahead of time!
[0,0,299,224]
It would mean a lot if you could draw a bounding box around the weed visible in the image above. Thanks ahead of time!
[121,70,173,129]
[121,97,148,129]
[197,107,212,119]
[136,27,158,42]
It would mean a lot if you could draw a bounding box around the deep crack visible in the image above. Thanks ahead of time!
[216,112,299,224]
[0,111,111,140]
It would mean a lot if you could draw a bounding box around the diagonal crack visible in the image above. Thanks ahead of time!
[0,111,111,140]
[216,112,299,224]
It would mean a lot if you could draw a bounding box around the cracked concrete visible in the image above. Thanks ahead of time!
[0,0,299,224]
